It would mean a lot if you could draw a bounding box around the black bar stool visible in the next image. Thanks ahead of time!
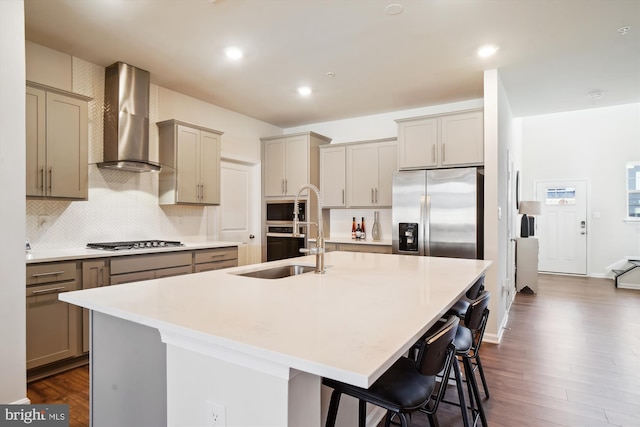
[322,315,460,427]
[446,274,485,320]
[448,291,491,427]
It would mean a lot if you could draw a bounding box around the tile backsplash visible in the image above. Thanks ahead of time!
[328,208,392,241]
[26,167,216,250]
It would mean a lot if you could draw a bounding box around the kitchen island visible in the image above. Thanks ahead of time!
[60,251,491,427]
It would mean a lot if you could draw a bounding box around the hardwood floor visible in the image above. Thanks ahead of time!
[28,274,640,427]
[27,364,89,427]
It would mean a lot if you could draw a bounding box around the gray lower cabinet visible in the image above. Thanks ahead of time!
[26,262,81,369]
[110,252,193,285]
[27,245,238,377]
[82,260,109,353]
[325,242,392,254]
[193,247,238,272]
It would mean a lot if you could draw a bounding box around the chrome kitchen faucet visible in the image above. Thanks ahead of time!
[293,184,325,274]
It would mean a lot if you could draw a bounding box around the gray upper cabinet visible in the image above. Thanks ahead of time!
[261,132,331,198]
[397,109,484,170]
[320,139,398,208]
[157,119,222,205]
[346,140,398,208]
[320,145,347,207]
[26,82,90,200]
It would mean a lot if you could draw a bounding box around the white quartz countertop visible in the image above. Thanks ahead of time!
[60,252,491,388]
[26,241,241,264]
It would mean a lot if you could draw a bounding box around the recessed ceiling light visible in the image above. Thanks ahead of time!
[477,44,499,58]
[297,86,312,96]
[478,44,500,58]
[618,25,631,36]
[385,3,404,15]
[224,47,243,60]
[588,91,603,100]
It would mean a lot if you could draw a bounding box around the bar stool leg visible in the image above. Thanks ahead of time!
[463,356,488,427]
[358,400,366,427]
[452,357,471,427]
[325,389,341,427]
[475,354,490,398]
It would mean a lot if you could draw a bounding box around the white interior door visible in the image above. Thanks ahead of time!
[535,180,587,275]
[220,161,260,266]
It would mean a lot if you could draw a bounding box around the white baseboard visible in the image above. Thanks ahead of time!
[619,282,640,290]
[484,311,508,344]
[9,398,31,405]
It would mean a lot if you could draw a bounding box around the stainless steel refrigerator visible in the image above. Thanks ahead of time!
[392,168,484,259]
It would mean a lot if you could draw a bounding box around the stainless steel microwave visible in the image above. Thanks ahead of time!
[265,201,305,223]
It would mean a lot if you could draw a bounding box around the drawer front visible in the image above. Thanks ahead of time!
[194,259,238,273]
[194,247,238,264]
[110,270,156,285]
[27,262,77,286]
[155,265,193,279]
[26,279,79,296]
[336,243,392,254]
[110,252,192,275]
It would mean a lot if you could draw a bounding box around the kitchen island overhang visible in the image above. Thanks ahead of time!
[61,251,491,427]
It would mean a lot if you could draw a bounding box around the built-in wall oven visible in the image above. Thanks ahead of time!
[265,200,307,261]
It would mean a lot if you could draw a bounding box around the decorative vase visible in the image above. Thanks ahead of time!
[372,211,381,241]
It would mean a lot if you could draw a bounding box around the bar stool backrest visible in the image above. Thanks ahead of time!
[465,274,485,300]
[416,315,459,376]
[464,290,491,333]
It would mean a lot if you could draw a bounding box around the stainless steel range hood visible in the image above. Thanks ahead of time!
[99,62,160,172]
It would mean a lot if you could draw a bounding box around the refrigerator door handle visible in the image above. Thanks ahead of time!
[425,194,431,256]
[419,194,430,256]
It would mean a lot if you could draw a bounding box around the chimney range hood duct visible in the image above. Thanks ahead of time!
[99,62,160,172]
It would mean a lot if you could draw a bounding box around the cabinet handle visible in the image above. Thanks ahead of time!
[48,167,53,192]
[442,144,446,163]
[31,286,66,295]
[31,271,66,278]
[371,188,374,204]
[285,179,288,194]
[281,179,285,194]
[40,167,44,193]
[432,145,436,163]
[375,188,378,204]
[342,189,345,205]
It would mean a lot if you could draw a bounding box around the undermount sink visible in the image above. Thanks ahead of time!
[233,264,316,279]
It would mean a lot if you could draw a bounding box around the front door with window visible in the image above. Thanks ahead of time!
[535,180,588,275]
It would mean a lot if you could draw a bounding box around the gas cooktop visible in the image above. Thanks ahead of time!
[86,240,184,251]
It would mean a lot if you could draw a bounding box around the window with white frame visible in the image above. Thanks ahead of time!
[627,162,640,219]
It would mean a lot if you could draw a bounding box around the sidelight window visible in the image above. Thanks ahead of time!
[627,162,640,219]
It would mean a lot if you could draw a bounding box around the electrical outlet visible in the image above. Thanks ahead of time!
[205,400,226,427]
[38,215,50,229]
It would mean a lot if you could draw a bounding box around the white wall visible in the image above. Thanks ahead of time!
[482,69,516,341]
[521,103,640,276]
[0,0,27,404]
[24,42,281,250]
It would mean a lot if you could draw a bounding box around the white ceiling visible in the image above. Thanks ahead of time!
[24,0,640,128]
